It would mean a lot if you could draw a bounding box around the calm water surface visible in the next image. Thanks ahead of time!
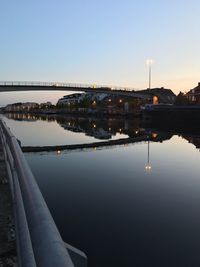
[1,113,129,146]
[3,113,200,267]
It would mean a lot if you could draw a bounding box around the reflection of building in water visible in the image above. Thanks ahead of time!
[55,117,141,140]
[59,120,112,140]
[182,135,200,150]
[5,113,56,122]
[6,113,37,121]
[5,113,175,143]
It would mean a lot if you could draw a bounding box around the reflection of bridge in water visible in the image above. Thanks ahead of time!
[22,136,149,153]
[4,113,173,153]
[5,112,200,152]
[22,132,173,153]
[21,129,200,153]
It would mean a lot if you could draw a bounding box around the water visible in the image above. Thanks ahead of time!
[2,113,130,146]
[3,113,200,267]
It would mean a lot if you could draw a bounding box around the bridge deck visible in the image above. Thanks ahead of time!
[0,82,149,99]
[0,136,17,266]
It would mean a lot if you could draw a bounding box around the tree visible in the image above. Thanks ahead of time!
[175,92,190,105]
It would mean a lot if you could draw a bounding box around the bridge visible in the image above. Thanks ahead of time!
[0,81,149,99]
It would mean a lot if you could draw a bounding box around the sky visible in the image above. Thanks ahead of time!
[1,0,200,105]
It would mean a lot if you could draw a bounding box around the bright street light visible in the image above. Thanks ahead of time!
[146,59,154,90]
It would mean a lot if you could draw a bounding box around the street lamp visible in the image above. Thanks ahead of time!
[146,59,153,91]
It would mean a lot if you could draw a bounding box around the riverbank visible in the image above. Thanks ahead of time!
[0,108,142,118]
[142,104,200,124]
[0,135,16,266]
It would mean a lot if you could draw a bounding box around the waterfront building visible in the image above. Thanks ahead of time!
[187,82,200,103]
[139,87,176,104]
[57,93,83,106]
[5,102,39,112]
[39,102,53,108]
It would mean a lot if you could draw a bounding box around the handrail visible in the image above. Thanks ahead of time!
[0,119,75,267]
[0,127,37,267]
[0,80,136,91]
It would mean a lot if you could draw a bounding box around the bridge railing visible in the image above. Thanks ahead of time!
[0,119,83,267]
[0,80,136,91]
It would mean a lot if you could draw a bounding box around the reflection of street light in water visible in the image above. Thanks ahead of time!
[145,140,152,171]
[57,150,61,155]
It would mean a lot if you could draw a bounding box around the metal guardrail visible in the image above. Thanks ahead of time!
[0,119,80,267]
[0,80,136,91]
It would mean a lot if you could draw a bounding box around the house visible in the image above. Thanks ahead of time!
[139,87,176,104]
[39,102,53,108]
[57,93,109,107]
[57,94,83,106]
[5,102,39,112]
[187,83,200,103]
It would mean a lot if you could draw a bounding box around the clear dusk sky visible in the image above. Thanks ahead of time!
[1,0,200,105]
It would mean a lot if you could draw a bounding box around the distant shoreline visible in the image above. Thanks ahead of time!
[0,109,141,118]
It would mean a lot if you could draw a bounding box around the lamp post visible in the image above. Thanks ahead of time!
[146,59,153,91]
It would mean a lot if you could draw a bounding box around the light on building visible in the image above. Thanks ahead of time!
[152,133,158,138]
[153,96,158,105]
